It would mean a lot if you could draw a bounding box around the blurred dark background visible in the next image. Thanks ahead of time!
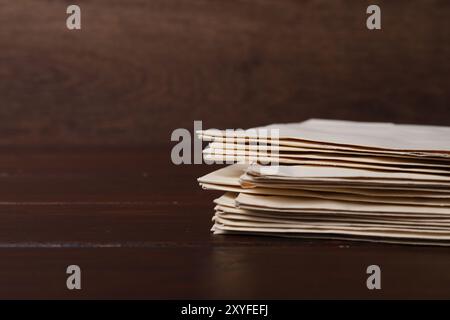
[0,0,449,146]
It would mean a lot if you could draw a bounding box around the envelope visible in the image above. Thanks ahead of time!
[203,151,450,175]
[199,119,450,154]
[206,143,450,168]
[235,193,450,216]
[199,168,450,207]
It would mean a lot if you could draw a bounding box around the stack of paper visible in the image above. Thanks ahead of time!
[197,119,450,246]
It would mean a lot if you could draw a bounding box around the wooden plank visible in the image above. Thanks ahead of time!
[0,0,449,145]
[0,148,448,298]
[0,246,450,299]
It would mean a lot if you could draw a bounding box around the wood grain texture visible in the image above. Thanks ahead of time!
[0,0,449,145]
[0,147,449,299]
[1,0,450,299]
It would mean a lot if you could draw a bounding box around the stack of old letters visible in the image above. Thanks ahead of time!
[197,119,450,246]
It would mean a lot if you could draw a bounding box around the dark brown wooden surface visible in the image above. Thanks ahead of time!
[1,0,450,299]
[0,147,449,299]
[0,0,449,146]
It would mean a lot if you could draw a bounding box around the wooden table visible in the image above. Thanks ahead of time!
[0,146,448,299]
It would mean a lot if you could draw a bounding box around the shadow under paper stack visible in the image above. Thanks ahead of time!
[197,119,450,246]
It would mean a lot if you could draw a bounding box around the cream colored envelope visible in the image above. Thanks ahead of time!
[214,193,450,218]
[211,224,450,246]
[215,208,450,227]
[212,223,450,240]
[198,164,450,197]
[206,143,450,168]
[247,164,450,181]
[241,176,450,191]
[214,214,450,232]
[202,182,450,198]
[214,227,450,246]
[199,166,450,206]
[203,152,450,175]
[199,119,450,154]
[243,180,450,192]
[235,193,450,216]
[201,182,450,206]
[200,134,450,160]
